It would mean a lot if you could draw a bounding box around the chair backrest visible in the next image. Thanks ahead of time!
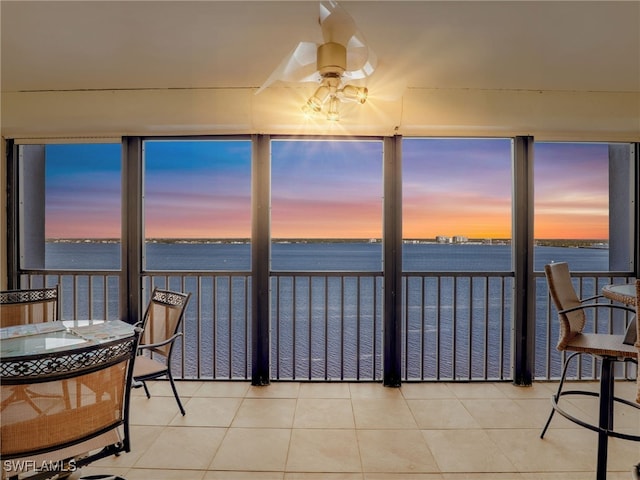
[0,286,59,328]
[0,331,140,468]
[140,288,191,357]
[544,262,585,349]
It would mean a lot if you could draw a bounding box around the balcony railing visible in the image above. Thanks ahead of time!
[18,269,636,382]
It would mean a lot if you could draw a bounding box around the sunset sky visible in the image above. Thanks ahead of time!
[44,139,610,240]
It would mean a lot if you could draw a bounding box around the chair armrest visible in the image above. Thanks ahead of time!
[559,303,635,316]
[137,332,183,352]
[579,294,604,303]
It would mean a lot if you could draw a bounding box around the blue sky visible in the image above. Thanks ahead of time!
[44,139,611,239]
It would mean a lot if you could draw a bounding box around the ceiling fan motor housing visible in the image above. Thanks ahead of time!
[317,42,346,77]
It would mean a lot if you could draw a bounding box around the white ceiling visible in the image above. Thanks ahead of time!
[2,0,639,94]
[1,1,639,139]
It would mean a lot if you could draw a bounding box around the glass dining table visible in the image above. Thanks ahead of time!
[0,320,136,360]
[0,320,137,380]
[601,282,637,346]
[602,282,637,307]
[1,320,139,479]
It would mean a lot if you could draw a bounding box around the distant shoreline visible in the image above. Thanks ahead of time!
[46,238,609,249]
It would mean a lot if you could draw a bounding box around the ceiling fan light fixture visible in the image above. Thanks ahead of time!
[306,84,331,112]
[326,96,340,121]
[341,84,368,104]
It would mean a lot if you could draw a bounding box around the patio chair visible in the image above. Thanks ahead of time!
[540,262,639,479]
[1,330,141,480]
[0,286,64,413]
[133,287,191,415]
[0,286,59,328]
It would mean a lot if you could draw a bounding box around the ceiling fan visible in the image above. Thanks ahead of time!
[256,1,377,121]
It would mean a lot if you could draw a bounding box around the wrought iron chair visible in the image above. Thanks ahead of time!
[1,329,141,480]
[540,262,639,480]
[0,286,64,413]
[133,287,191,416]
[0,286,59,328]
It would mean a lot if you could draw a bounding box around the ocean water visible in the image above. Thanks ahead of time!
[43,241,612,380]
[45,241,609,272]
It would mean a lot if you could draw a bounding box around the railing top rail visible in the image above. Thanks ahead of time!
[19,269,634,280]
[403,271,514,277]
[532,270,634,278]
[18,269,120,275]
[271,271,383,277]
[144,270,251,276]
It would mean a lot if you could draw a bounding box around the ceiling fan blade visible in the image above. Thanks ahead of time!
[256,42,319,94]
[320,2,376,79]
[319,1,358,46]
[344,36,377,79]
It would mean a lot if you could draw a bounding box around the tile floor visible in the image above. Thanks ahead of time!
[79,380,640,479]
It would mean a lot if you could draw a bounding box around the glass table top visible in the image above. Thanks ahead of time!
[0,320,136,359]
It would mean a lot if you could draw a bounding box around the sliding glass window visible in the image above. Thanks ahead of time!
[533,142,635,272]
[402,138,513,272]
[143,139,252,271]
[19,143,122,270]
[270,139,384,271]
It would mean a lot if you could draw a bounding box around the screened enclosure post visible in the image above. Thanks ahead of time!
[512,136,534,386]
[383,135,402,387]
[633,144,639,275]
[121,137,143,326]
[252,134,271,385]
[5,139,19,289]
[608,144,635,271]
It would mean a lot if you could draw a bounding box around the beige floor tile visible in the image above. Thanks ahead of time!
[125,468,206,479]
[446,382,507,399]
[422,429,516,473]
[286,474,363,480]
[357,429,439,473]
[517,398,580,430]
[129,394,183,425]
[210,428,291,471]
[72,465,130,479]
[566,392,640,428]
[461,398,544,429]
[232,398,297,428]
[135,426,226,470]
[614,380,638,399]
[286,429,361,472]
[77,380,640,478]
[206,472,284,480]
[146,380,203,397]
[352,398,417,429]
[494,381,556,399]
[298,382,351,398]
[407,398,480,429]
[194,381,251,398]
[294,398,355,428]
[607,435,640,471]
[401,383,455,399]
[487,428,596,472]
[442,474,523,480]
[350,383,403,399]
[247,382,300,398]
[520,472,632,479]
[93,425,165,468]
[365,474,443,480]
[170,396,242,427]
